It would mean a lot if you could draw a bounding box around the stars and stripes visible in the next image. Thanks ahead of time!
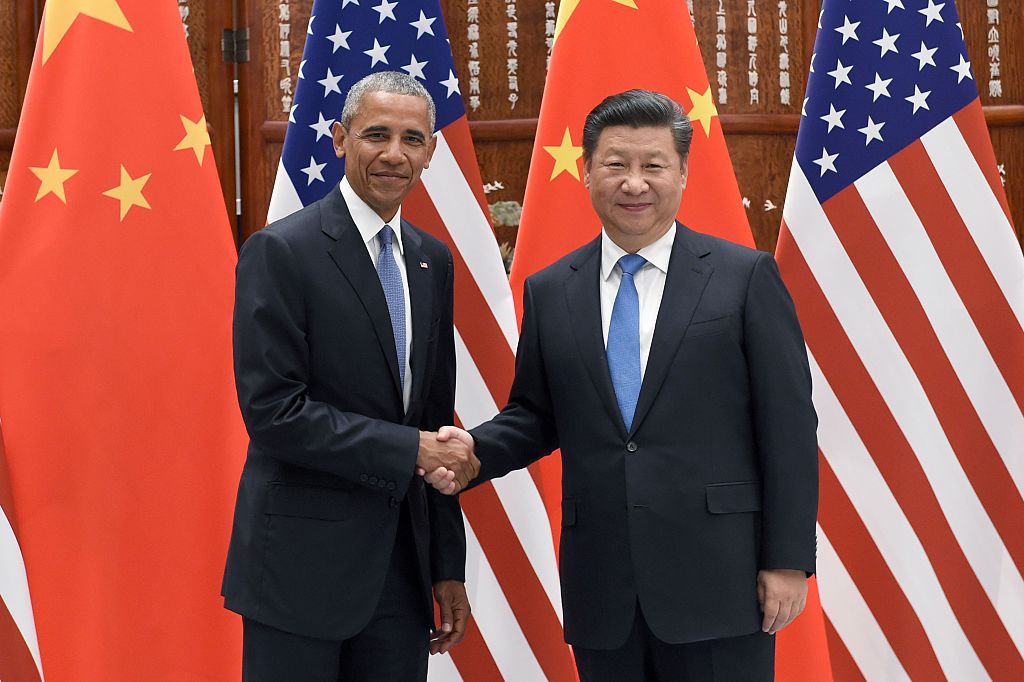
[777,0,1024,679]
[267,2,573,680]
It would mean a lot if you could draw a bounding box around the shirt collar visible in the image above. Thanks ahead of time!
[600,222,676,281]
[339,176,405,255]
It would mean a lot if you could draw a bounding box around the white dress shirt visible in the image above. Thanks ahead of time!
[600,223,676,381]
[340,177,413,411]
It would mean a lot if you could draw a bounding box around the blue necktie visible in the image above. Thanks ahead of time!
[607,254,646,431]
[376,225,406,392]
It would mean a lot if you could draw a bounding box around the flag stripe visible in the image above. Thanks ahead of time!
[779,232,1021,677]
[831,169,1024,569]
[817,528,909,682]
[887,139,1024,420]
[818,454,944,680]
[922,118,1024,332]
[462,518,548,681]
[822,616,867,682]
[953,100,1014,225]
[808,347,979,679]
[442,617,502,682]
[786,164,1024,662]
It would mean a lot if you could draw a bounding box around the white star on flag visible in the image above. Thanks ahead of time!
[813,147,839,176]
[835,16,860,44]
[289,103,298,124]
[951,54,973,83]
[327,25,352,52]
[402,54,428,80]
[828,59,853,89]
[919,0,945,26]
[307,14,315,35]
[802,97,809,116]
[821,104,847,132]
[301,156,327,185]
[905,85,931,113]
[309,112,335,141]
[342,0,359,6]
[865,72,893,101]
[372,0,398,23]
[364,38,390,67]
[873,29,899,58]
[317,68,343,96]
[912,41,938,70]
[440,69,460,97]
[883,0,904,13]
[410,10,437,39]
[299,60,307,79]
[857,116,885,145]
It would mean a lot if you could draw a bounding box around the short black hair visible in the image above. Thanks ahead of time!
[582,89,693,167]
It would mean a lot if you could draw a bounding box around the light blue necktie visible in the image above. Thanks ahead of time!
[607,254,646,431]
[377,225,406,392]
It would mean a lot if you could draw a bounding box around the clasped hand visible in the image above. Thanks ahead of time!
[416,426,477,495]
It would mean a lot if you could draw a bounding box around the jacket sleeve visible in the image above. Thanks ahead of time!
[469,277,560,486]
[233,227,419,497]
[420,248,466,582]
[743,252,819,575]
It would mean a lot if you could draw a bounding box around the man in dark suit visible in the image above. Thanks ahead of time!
[430,90,818,680]
[223,71,479,681]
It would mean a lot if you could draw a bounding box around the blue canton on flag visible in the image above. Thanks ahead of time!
[798,0,976,203]
[281,0,464,207]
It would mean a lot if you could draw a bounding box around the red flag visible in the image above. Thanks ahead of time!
[0,0,247,678]
[511,2,831,678]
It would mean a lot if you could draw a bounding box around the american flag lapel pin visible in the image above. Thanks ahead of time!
[420,261,429,269]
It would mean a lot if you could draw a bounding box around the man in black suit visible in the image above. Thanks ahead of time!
[223,71,479,681]
[430,90,818,680]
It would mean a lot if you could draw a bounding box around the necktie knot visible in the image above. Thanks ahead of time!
[378,224,395,255]
[618,254,646,278]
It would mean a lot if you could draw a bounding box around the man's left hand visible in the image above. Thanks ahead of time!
[757,569,807,634]
[431,580,470,654]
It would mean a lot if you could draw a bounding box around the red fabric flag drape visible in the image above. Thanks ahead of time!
[509,2,831,679]
[0,1,247,678]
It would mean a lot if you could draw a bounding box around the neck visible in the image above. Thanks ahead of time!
[608,221,673,254]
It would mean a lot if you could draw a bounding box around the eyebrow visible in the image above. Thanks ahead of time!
[360,125,426,141]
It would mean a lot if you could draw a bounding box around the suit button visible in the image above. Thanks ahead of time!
[626,441,638,453]
[388,496,399,509]
[378,479,387,488]
[369,476,378,485]
[360,474,368,482]
[387,482,396,491]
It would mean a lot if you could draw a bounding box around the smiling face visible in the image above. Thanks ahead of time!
[332,90,437,222]
[584,125,688,253]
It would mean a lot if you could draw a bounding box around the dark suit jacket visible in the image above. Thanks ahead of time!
[471,224,817,649]
[222,186,466,641]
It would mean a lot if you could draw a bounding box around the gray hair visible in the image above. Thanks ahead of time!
[582,89,693,167]
[340,71,437,133]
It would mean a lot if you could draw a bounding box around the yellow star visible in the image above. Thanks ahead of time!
[173,114,212,165]
[28,149,79,203]
[102,165,151,221]
[543,128,584,181]
[555,0,638,41]
[42,0,132,64]
[686,86,718,137]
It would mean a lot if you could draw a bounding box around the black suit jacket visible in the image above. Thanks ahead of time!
[222,186,466,641]
[471,224,817,649]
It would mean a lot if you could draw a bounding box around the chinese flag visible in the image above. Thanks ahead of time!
[0,1,246,679]
[510,1,832,679]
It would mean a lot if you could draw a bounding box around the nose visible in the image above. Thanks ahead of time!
[621,168,648,195]
[380,136,403,163]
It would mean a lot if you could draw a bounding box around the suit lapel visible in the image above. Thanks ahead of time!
[402,220,433,414]
[629,223,713,438]
[321,187,403,401]
[564,237,629,439]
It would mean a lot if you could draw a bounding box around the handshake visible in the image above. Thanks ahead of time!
[415,426,478,495]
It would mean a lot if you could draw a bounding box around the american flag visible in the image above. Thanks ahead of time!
[266,1,574,679]
[776,0,1024,679]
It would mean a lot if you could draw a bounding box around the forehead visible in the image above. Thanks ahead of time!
[350,91,431,130]
[594,125,676,156]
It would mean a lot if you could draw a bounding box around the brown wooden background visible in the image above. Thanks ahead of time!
[2,0,1022,255]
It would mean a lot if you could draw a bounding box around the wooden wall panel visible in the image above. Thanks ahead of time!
[0,0,37,192]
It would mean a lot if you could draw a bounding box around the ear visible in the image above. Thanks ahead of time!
[423,133,438,169]
[680,157,689,190]
[331,122,347,159]
[583,161,590,189]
